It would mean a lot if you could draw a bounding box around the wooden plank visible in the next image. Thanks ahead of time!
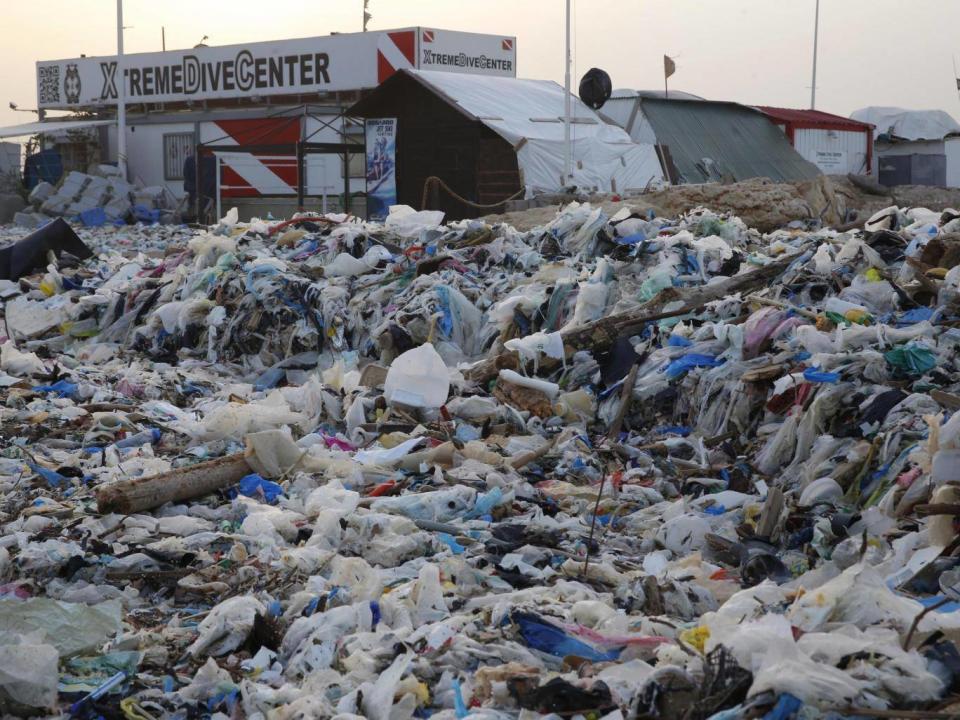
[96,453,251,514]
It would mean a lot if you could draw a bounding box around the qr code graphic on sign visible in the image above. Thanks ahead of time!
[38,65,61,104]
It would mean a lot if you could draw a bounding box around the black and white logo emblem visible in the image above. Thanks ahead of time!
[64,64,81,104]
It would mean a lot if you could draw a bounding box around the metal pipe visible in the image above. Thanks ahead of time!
[117,0,128,179]
[563,0,571,187]
[811,0,820,109]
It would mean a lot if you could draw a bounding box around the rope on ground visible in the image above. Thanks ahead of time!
[420,175,525,212]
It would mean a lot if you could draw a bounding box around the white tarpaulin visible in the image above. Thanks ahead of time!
[851,106,960,141]
[0,118,112,139]
[406,70,664,195]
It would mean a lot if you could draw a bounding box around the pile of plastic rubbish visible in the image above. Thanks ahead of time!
[2,198,960,719]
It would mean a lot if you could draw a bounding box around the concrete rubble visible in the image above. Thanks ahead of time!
[1,195,960,718]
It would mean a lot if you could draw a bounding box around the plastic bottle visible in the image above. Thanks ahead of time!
[824,297,872,325]
[114,428,161,449]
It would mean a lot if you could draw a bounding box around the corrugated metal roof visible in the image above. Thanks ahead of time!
[638,98,822,184]
[0,118,113,139]
[757,106,873,132]
[611,89,705,101]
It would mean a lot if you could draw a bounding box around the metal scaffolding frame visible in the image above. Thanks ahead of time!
[195,104,365,221]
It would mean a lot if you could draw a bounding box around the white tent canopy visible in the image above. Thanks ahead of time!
[0,118,113,140]
[851,107,960,141]
[406,69,664,195]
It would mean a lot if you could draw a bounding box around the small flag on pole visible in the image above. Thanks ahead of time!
[664,55,676,79]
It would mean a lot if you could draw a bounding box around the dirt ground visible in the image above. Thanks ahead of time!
[483,175,960,233]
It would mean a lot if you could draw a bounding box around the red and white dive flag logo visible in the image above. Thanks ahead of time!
[377,31,416,83]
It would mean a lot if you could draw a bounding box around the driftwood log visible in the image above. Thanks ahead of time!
[96,452,252,514]
[466,250,804,385]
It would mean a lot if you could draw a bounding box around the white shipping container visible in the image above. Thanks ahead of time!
[792,128,870,175]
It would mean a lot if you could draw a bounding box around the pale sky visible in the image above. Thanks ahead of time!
[2,0,959,127]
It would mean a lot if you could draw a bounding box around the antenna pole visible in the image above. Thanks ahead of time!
[117,0,127,179]
[563,0,572,186]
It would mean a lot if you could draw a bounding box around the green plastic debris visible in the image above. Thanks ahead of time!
[58,651,141,694]
[884,343,936,376]
[638,271,673,302]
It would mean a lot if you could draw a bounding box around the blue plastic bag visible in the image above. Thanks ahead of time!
[615,232,646,246]
[29,463,68,488]
[464,486,504,520]
[664,354,724,380]
[652,425,691,437]
[437,533,466,555]
[132,204,161,224]
[452,677,468,719]
[512,611,620,662]
[238,474,284,504]
[32,380,78,398]
[762,693,802,720]
[802,367,840,384]
[897,306,935,327]
[79,207,107,227]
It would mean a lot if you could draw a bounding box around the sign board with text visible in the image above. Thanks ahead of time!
[813,150,847,173]
[36,27,516,109]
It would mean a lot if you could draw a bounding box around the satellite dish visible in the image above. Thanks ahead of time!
[579,68,612,110]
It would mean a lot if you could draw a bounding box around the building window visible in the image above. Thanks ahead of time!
[347,143,366,179]
[163,132,195,181]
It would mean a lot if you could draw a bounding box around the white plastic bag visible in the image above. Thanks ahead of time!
[361,651,414,720]
[384,344,450,408]
[324,246,393,278]
[656,514,710,555]
[0,642,58,711]
[188,596,267,657]
[0,598,121,657]
[749,643,865,707]
[385,205,445,236]
[0,343,46,376]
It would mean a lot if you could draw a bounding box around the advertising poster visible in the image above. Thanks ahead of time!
[365,118,397,221]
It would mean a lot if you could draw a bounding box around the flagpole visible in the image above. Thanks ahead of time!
[663,55,674,99]
[563,0,572,186]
